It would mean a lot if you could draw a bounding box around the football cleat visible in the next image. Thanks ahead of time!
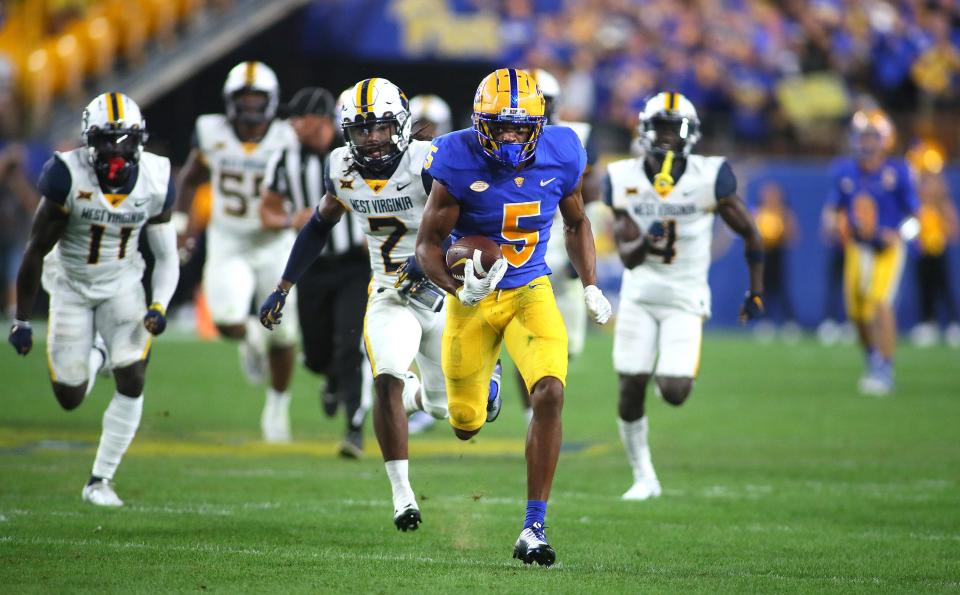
[81,479,124,507]
[858,373,893,397]
[513,522,555,567]
[393,505,421,532]
[486,360,503,423]
[621,478,662,501]
[408,410,436,434]
[320,388,338,418]
[84,339,109,398]
[338,430,363,459]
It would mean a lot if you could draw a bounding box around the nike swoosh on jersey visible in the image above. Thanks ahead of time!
[396,182,411,191]
[134,199,149,207]
[539,178,557,187]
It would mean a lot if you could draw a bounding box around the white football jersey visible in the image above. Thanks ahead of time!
[607,154,725,316]
[545,121,592,275]
[327,140,433,289]
[194,114,298,240]
[43,148,171,299]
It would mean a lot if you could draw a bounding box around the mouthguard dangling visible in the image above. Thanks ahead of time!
[653,150,675,197]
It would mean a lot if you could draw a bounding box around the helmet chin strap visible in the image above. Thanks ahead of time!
[653,150,675,197]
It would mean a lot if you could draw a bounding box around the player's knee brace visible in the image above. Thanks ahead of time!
[52,383,86,411]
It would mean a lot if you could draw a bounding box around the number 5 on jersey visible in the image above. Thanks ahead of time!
[501,201,540,267]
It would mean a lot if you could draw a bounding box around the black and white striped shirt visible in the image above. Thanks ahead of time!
[265,144,366,259]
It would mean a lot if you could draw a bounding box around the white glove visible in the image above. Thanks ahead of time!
[584,284,612,324]
[456,257,508,306]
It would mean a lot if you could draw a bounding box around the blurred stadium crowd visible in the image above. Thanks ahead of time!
[503,0,960,154]
[0,0,959,343]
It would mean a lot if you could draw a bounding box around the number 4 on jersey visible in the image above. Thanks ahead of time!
[647,219,677,264]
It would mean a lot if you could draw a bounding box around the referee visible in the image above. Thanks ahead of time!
[260,87,371,458]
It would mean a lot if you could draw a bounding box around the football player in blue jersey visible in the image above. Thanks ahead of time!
[829,109,920,396]
[415,68,612,566]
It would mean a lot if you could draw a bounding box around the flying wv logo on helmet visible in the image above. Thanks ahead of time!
[81,92,148,196]
[638,91,701,197]
[472,68,547,169]
[340,78,412,173]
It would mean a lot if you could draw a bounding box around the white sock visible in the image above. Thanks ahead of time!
[92,392,143,480]
[385,459,417,512]
[618,417,658,484]
[265,388,291,421]
[400,373,422,415]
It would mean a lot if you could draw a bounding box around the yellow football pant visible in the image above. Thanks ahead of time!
[443,276,568,432]
[844,240,905,323]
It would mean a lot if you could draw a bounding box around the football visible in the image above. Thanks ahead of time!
[445,235,502,282]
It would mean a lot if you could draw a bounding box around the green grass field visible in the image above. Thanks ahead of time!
[1,332,958,593]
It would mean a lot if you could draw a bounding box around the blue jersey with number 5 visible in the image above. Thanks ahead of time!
[424,125,587,289]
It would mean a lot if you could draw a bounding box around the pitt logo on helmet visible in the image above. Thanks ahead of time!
[472,68,546,169]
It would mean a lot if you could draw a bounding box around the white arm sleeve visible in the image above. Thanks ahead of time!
[145,221,179,309]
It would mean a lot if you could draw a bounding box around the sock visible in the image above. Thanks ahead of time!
[524,499,547,529]
[266,388,291,411]
[263,389,292,437]
[618,417,658,484]
[91,392,143,480]
[385,459,416,512]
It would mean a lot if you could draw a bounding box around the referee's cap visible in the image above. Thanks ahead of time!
[283,87,336,119]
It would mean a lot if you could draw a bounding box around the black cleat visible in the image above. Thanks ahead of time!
[320,389,338,418]
[513,522,556,566]
[393,506,421,532]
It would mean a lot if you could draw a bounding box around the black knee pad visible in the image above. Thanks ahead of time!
[113,362,146,397]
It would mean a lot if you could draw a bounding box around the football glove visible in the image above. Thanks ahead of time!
[584,285,612,325]
[8,319,32,356]
[739,292,764,323]
[457,258,507,307]
[395,255,426,288]
[259,285,289,330]
[143,303,168,336]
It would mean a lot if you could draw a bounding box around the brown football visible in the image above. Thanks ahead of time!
[445,236,502,283]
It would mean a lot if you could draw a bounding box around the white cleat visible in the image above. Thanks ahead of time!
[239,340,266,385]
[858,374,892,397]
[260,401,292,443]
[621,479,662,501]
[81,479,124,507]
[408,410,436,434]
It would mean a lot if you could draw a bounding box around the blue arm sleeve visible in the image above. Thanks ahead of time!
[162,174,176,212]
[714,161,737,199]
[37,156,72,206]
[323,157,336,197]
[421,168,434,196]
[281,211,336,284]
[602,173,613,207]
